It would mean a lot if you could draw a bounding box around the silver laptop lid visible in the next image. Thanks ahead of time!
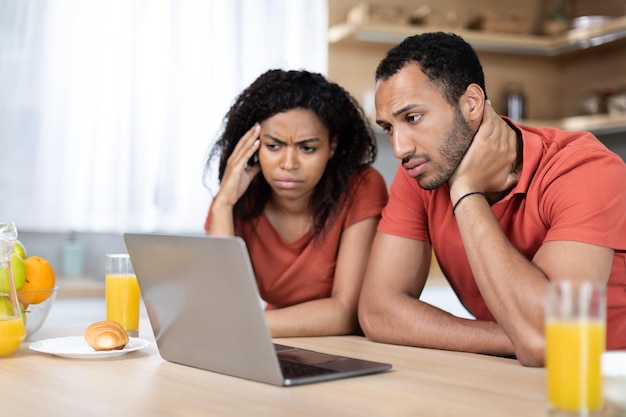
[124,233,284,385]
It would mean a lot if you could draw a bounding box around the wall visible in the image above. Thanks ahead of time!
[18,231,127,281]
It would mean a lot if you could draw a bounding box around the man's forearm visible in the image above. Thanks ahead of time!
[453,194,547,366]
[361,293,515,357]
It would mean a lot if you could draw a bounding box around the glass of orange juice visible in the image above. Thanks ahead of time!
[0,222,26,357]
[105,254,140,337]
[546,280,605,416]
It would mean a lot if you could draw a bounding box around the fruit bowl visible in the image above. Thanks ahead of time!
[18,287,58,339]
[603,351,626,416]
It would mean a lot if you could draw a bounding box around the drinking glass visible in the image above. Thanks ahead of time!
[105,254,140,337]
[546,280,606,416]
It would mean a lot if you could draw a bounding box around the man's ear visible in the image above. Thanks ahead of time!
[461,83,485,128]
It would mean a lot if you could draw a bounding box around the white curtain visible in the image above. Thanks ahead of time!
[0,0,328,233]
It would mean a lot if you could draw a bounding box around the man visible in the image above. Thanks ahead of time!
[358,32,626,367]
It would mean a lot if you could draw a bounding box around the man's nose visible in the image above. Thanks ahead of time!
[392,128,415,161]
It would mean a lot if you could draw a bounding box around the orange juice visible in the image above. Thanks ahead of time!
[0,316,26,357]
[105,274,140,335]
[546,319,605,413]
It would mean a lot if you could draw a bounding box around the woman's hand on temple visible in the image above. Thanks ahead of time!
[214,124,262,208]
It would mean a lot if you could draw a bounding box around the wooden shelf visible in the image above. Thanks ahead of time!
[525,113,626,136]
[329,15,626,57]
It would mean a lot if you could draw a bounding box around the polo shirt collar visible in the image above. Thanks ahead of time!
[501,116,544,198]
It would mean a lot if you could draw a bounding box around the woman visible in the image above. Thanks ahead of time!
[204,69,388,337]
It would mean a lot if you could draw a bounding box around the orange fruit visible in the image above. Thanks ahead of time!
[18,256,56,305]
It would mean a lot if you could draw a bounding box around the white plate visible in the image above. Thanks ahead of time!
[29,336,150,359]
[602,351,626,413]
[602,351,626,377]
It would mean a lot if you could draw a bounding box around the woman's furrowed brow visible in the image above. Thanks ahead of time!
[262,134,321,145]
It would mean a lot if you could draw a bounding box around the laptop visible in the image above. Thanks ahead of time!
[123,233,392,386]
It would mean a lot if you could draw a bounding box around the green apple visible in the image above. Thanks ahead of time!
[0,296,26,322]
[0,254,26,293]
[0,296,15,316]
[13,240,27,260]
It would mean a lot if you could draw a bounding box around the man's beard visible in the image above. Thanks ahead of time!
[418,107,474,190]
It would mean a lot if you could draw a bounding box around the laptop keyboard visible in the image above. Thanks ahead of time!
[279,360,336,379]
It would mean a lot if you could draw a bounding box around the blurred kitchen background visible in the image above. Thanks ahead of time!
[1,0,625,282]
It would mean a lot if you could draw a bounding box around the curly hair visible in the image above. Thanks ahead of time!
[375,32,487,105]
[206,69,378,238]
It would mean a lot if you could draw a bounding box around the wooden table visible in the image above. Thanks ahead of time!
[1,300,547,417]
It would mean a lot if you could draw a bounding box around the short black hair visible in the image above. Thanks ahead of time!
[206,69,377,238]
[375,32,487,105]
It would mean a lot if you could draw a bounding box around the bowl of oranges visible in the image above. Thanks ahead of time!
[10,246,58,339]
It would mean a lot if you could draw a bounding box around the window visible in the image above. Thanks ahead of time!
[0,0,328,233]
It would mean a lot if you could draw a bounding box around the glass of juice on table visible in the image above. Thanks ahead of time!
[546,280,605,416]
[105,254,140,337]
[0,222,26,357]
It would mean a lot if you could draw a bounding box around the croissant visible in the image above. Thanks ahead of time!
[84,321,129,351]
